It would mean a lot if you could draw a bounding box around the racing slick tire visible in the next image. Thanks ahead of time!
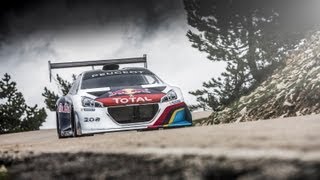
[56,113,63,139]
[71,109,82,137]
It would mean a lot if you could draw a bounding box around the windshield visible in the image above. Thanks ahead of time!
[81,74,163,89]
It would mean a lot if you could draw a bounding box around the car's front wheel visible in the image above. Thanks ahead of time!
[71,110,82,137]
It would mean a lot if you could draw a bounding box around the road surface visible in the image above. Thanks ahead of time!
[1,113,320,179]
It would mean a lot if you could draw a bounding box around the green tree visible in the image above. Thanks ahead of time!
[42,74,75,111]
[0,73,47,134]
[184,0,318,111]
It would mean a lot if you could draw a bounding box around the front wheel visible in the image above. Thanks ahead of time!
[71,111,82,137]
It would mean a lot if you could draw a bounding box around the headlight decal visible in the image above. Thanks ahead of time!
[81,96,103,108]
[160,90,178,103]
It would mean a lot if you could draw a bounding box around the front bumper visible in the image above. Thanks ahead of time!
[75,101,192,134]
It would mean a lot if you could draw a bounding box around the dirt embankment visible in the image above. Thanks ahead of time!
[0,152,320,180]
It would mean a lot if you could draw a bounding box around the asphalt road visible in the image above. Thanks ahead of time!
[1,113,320,160]
[1,113,320,179]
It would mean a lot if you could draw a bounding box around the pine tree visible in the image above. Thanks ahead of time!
[42,74,75,111]
[184,0,315,111]
[0,73,47,133]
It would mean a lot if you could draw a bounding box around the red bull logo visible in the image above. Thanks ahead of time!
[109,88,151,97]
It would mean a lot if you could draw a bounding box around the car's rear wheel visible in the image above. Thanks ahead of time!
[56,113,63,139]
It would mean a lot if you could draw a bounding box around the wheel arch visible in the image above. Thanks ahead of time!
[55,95,74,137]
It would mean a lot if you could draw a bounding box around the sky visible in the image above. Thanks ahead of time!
[0,0,225,128]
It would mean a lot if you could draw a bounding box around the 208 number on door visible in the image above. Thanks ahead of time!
[84,117,100,122]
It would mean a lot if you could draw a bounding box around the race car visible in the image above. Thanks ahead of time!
[48,55,192,138]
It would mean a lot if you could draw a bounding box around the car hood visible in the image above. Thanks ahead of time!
[86,86,167,106]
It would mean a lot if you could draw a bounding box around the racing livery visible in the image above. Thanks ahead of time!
[50,56,192,138]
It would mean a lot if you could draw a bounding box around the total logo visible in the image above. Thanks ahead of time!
[109,88,151,97]
[96,93,164,106]
[112,96,153,104]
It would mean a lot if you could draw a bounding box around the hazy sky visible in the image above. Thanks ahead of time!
[0,0,225,128]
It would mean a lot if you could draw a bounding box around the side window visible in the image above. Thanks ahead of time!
[75,78,81,93]
[69,76,81,95]
[145,75,159,84]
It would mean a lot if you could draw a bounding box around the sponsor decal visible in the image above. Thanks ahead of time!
[96,94,165,106]
[84,117,101,122]
[109,88,151,97]
[148,102,187,128]
[58,103,71,113]
[82,108,95,111]
[113,96,153,104]
[91,70,144,78]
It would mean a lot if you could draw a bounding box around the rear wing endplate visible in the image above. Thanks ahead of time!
[48,54,147,82]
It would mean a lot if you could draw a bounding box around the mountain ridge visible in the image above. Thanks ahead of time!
[202,31,320,125]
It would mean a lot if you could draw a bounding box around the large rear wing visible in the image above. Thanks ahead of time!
[48,54,147,82]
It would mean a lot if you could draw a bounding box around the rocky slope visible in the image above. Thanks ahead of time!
[203,31,320,125]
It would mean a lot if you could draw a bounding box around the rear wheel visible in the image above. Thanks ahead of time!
[56,113,63,139]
